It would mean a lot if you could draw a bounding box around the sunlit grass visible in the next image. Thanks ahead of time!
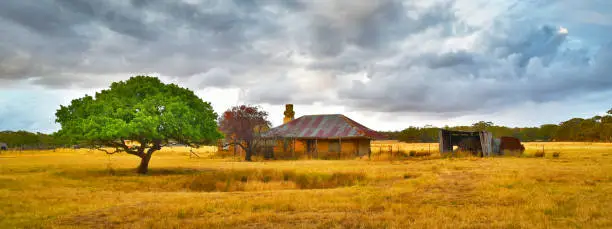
[1,142,612,228]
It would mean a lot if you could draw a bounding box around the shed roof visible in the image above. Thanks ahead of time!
[264,114,386,139]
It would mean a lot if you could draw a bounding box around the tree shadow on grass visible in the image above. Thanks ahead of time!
[52,167,369,192]
[53,167,212,179]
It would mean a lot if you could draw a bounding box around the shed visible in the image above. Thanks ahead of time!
[439,129,494,156]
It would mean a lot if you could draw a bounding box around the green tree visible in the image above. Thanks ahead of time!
[608,108,612,115]
[472,121,494,131]
[55,76,222,174]
[397,127,420,143]
[555,118,585,141]
[538,124,558,141]
[601,123,612,142]
[602,116,612,124]
[0,131,40,148]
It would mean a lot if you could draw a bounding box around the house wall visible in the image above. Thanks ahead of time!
[271,138,370,159]
[357,139,370,156]
[218,138,372,159]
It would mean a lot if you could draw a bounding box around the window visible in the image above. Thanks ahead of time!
[329,140,340,153]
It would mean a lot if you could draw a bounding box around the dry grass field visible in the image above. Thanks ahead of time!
[1,142,612,228]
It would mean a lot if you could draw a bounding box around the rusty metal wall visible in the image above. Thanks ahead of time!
[479,131,493,157]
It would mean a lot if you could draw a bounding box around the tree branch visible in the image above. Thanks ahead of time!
[151,139,162,152]
[224,140,247,151]
[95,146,121,155]
[102,140,140,157]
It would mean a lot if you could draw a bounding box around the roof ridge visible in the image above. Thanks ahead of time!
[341,115,373,131]
[265,113,385,139]
[300,114,343,117]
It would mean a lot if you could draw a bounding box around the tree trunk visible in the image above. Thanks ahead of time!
[245,145,253,161]
[245,150,252,161]
[137,153,153,174]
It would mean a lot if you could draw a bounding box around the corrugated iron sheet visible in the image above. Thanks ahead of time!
[479,131,493,157]
[264,114,386,139]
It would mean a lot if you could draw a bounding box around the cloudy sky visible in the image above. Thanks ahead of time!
[1,0,611,133]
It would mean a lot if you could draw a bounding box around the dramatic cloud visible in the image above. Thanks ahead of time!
[0,0,611,132]
[340,24,612,114]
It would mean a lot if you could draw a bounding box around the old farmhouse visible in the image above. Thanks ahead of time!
[264,104,386,159]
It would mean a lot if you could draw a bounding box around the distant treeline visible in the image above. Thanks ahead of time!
[380,109,612,143]
[2,109,611,148]
[0,131,71,149]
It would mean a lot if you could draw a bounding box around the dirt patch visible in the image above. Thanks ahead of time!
[426,172,477,198]
[400,171,480,205]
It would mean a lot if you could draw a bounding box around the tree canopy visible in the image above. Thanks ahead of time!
[218,105,271,161]
[55,76,222,173]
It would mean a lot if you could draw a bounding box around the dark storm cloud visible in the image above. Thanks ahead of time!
[339,25,612,113]
[0,0,611,117]
[306,0,456,58]
[423,51,475,69]
[482,24,568,68]
[0,0,292,88]
[55,0,158,41]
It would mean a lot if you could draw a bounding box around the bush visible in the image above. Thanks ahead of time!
[534,151,545,158]
[552,152,560,158]
[414,151,431,157]
[396,149,409,158]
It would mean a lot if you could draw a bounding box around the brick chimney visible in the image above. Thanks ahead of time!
[283,104,295,124]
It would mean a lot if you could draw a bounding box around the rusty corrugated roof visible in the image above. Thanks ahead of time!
[264,114,386,139]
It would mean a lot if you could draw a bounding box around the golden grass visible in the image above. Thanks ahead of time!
[1,142,612,228]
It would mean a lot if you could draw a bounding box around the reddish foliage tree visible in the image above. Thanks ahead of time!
[218,105,271,161]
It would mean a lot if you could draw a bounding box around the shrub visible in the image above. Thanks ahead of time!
[414,151,431,157]
[409,151,417,157]
[534,151,545,158]
[552,152,560,158]
[396,149,409,158]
